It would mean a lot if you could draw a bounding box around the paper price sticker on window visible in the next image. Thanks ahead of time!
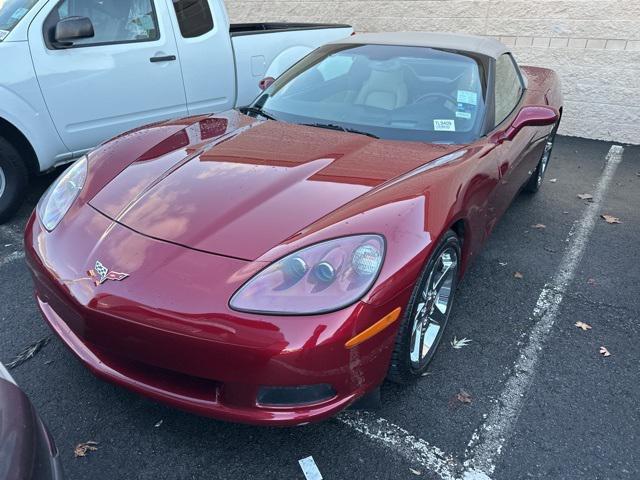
[457,90,478,106]
[433,119,456,132]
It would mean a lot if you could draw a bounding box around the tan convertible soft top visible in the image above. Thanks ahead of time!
[330,31,509,59]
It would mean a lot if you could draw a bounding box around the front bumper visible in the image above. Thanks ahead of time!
[25,208,407,426]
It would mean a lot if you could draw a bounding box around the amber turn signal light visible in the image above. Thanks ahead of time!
[345,307,402,349]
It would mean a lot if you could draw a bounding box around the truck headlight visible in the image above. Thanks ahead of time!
[230,234,385,315]
[37,156,87,231]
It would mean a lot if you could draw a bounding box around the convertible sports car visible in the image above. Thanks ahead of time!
[25,32,562,425]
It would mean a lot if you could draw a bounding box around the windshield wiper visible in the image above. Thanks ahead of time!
[301,123,379,139]
[240,106,278,121]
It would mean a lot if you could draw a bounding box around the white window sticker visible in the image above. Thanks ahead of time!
[433,119,456,132]
[457,90,478,106]
[455,111,472,119]
[10,7,28,20]
[0,30,9,41]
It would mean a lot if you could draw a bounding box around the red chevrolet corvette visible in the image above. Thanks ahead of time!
[25,32,562,425]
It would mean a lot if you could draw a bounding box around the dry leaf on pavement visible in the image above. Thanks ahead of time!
[6,337,50,369]
[532,224,546,229]
[577,193,593,201]
[451,336,472,349]
[575,321,592,331]
[74,441,99,458]
[601,214,621,224]
[514,271,524,279]
[410,468,422,475]
[455,390,472,404]
[599,346,611,357]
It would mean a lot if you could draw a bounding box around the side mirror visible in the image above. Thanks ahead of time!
[497,105,559,143]
[258,77,275,91]
[54,16,95,47]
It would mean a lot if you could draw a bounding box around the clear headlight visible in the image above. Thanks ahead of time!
[37,156,87,231]
[230,234,385,315]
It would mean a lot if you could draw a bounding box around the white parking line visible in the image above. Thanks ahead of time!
[0,251,25,269]
[337,411,461,480]
[339,145,624,480]
[464,145,624,475]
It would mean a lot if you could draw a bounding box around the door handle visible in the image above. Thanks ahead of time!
[150,55,176,63]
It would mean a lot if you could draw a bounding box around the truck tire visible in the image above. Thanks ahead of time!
[0,137,29,224]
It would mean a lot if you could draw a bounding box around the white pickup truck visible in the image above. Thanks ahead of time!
[0,0,352,221]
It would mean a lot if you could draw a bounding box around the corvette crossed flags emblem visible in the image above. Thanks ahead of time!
[88,260,129,286]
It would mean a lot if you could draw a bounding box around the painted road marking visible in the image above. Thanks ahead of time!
[464,145,624,476]
[339,145,624,480]
[338,411,461,480]
[0,251,25,269]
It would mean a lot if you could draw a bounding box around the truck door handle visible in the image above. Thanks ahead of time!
[150,55,176,63]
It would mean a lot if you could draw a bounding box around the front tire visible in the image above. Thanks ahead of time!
[0,137,29,224]
[387,230,461,384]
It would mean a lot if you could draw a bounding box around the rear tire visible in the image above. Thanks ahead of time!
[0,137,29,224]
[524,121,558,194]
[387,230,461,384]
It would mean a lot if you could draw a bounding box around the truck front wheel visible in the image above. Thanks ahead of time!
[0,137,29,224]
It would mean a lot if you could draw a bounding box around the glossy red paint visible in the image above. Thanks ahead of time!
[25,62,562,425]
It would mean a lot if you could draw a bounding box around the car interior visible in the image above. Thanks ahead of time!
[266,45,487,141]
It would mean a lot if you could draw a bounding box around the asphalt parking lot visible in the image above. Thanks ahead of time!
[1,136,638,480]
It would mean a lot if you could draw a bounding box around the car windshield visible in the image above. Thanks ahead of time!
[252,44,488,144]
[0,0,39,39]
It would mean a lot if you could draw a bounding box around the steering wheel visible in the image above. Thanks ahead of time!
[413,92,458,106]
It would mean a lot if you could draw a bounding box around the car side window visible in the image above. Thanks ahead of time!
[49,0,159,47]
[171,0,214,38]
[494,53,523,126]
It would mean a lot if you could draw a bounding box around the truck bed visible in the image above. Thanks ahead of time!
[230,22,352,37]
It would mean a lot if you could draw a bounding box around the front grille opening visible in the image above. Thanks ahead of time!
[257,384,336,407]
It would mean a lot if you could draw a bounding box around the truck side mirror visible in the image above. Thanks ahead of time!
[54,16,95,47]
[258,77,275,91]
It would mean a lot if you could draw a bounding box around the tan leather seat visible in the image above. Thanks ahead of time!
[355,69,408,110]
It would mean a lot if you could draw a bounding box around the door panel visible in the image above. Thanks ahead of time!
[28,0,187,152]
[164,0,235,115]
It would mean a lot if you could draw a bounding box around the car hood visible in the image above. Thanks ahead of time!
[90,112,460,260]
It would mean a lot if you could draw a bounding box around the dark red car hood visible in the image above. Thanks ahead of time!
[90,114,460,260]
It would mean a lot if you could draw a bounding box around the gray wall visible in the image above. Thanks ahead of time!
[226,0,640,144]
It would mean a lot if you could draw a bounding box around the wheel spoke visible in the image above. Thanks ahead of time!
[409,246,459,369]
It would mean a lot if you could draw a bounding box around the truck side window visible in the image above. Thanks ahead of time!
[494,53,524,126]
[48,0,159,47]
[171,0,214,38]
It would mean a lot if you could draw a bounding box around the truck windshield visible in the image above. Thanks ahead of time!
[253,44,488,144]
[0,0,39,39]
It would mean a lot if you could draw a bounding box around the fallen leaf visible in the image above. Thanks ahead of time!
[599,346,611,357]
[410,468,422,475]
[531,224,546,229]
[601,214,621,224]
[6,337,50,369]
[455,389,472,404]
[575,321,592,331]
[451,337,472,349]
[74,441,99,458]
[549,178,557,183]
[514,271,524,279]
[577,193,593,201]
[154,420,163,428]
